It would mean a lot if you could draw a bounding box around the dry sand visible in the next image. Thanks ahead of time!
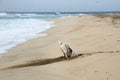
[0,14,120,80]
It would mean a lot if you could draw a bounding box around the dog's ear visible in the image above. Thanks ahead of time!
[68,47,73,53]
[58,41,62,45]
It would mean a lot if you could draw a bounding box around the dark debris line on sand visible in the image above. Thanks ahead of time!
[1,54,83,70]
[1,51,120,70]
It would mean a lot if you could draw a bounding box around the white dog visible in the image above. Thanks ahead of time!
[58,41,78,59]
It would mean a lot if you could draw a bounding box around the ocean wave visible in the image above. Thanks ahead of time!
[0,18,53,54]
[0,12,85,54]
[0,12,86,19]
[0,13,57,18]
[0,12,7,16]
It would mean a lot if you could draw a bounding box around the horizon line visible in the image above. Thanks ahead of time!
[0,11,120,13]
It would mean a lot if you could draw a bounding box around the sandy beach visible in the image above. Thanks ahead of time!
[0,14,120,80]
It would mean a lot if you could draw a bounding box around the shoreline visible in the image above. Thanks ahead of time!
[0,15,79,56]
[0,18,55,55]
[0,15,78,55]
[0,14,120,80]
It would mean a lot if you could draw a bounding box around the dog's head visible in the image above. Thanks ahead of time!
[58,41,62,45]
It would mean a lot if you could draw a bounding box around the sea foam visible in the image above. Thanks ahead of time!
[0,12,85,54]
[0,18,53,54]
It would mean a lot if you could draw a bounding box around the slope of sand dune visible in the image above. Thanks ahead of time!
[0,14,120,80]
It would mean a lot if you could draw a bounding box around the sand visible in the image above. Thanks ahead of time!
[0,14,120,80]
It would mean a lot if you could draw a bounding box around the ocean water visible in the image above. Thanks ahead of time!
[0,12,85,54]
[0,12,119,54]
